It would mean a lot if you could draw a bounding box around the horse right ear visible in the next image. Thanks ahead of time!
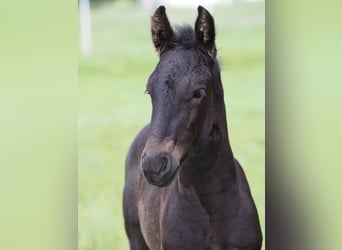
[151,6,173,55]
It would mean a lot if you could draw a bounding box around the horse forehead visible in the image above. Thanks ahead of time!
[159,50,207,72]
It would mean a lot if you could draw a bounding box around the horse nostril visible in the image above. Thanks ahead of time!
[158,155,171,177]
[159,157,167,173]
[141,152,146,160]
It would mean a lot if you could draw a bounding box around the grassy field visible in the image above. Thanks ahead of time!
[79,1,264,249]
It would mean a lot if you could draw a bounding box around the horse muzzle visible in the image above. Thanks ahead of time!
[140,151,179,187]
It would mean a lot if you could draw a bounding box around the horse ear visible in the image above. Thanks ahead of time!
[195,6,216,57]
[151,6,173,54]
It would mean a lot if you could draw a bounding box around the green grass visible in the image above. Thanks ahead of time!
[79,1,264,249]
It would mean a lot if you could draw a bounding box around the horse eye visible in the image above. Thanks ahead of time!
[193,88,206,99]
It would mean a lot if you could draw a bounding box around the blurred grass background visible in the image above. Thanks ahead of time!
[78,1,264,249]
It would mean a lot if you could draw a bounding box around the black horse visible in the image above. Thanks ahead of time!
[123,6,262,250]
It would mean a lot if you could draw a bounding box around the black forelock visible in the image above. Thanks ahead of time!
[157,25,217,67]
[172,25,197,49]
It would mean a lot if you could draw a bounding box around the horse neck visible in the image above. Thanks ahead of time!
[179,62,237,195]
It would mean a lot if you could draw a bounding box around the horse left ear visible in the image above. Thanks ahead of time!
[195,6,216,58]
